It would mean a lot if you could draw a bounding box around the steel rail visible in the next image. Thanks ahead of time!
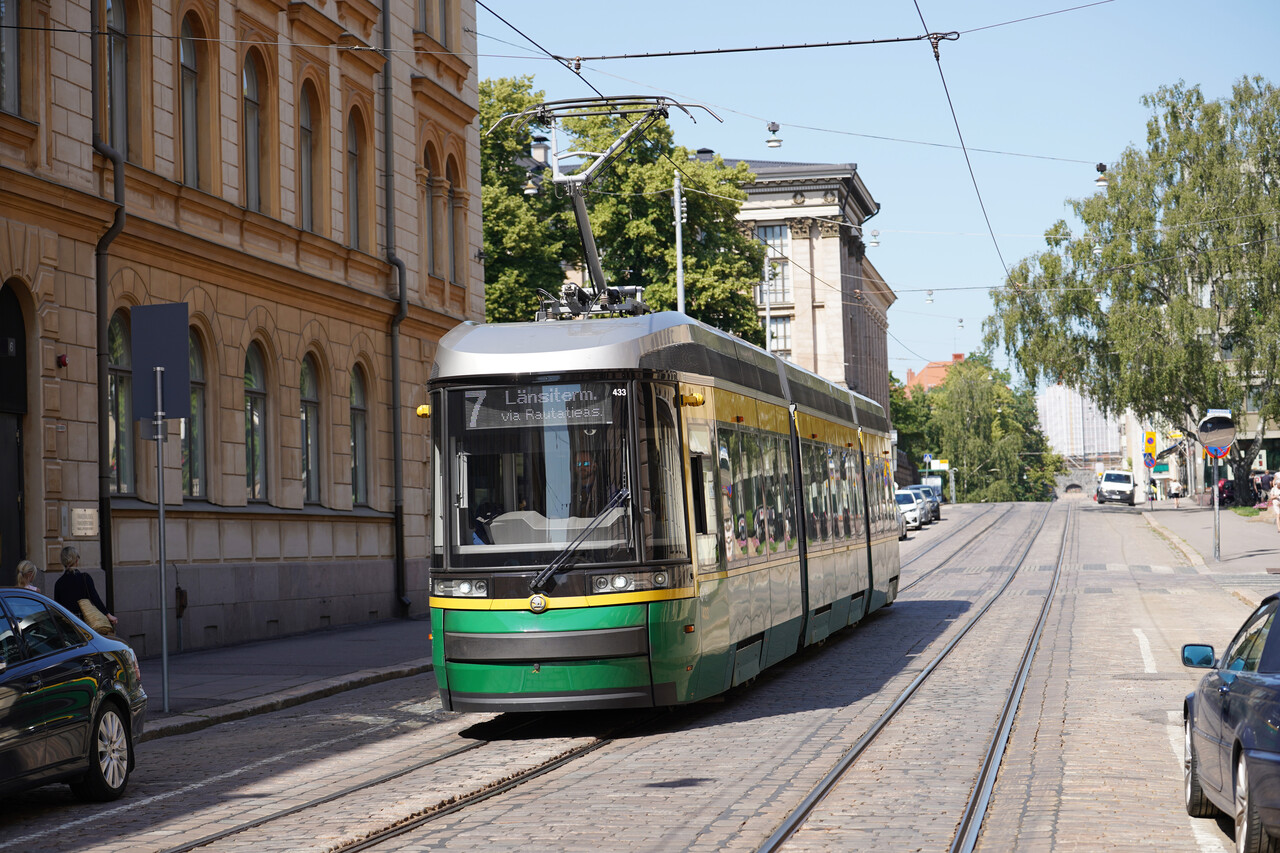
[159,714,547,853]
[950,502,1072,852]
[756,502,1060,853]
[899,504,1012,591]
[333,710,672,852]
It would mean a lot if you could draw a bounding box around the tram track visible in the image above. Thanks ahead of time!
[154,709,670,853]
[757,502,1071,853]
[899,504,1015,595]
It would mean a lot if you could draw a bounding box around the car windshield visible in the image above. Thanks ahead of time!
[443,381,688,569]
[895,493,915,505]
[1103,473,1131,484]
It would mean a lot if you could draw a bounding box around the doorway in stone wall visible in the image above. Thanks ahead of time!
[0,282,28,584]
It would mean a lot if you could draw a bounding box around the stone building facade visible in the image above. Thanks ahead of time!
[0,0,482,654]
[711,156,894,414]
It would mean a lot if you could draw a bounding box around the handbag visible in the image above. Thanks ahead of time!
[78,599,114,636]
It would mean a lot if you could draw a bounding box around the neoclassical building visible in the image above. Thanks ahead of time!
[699,154,894,414]
[0,0,482,653]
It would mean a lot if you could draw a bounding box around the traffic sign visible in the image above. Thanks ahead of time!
[923,453,932,466]
[1143,453,1155,468]
[1207,445,1230,459]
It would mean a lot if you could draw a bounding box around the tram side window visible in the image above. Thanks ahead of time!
[638,383,688,561]
[774,434,797,553]
[802,441,829,546]
[743,430,767,557]
[718,430,742,563]
[846,451,865,542]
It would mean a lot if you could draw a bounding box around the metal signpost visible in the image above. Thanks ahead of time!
[131,303,191,713]
[1199,410,1236,563]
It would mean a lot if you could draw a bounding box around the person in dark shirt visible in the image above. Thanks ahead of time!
[53,545,117,634]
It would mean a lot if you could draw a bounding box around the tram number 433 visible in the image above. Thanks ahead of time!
[612,388,628,396]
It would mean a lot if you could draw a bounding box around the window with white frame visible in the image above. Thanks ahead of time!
[769,316,792,358]
[755,224,792,304]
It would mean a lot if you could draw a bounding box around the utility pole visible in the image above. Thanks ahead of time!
[674,170,685,314]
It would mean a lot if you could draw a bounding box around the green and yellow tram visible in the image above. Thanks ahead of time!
[427,312,899,712]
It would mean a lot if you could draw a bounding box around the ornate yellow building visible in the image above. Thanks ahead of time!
[0,0,482,653]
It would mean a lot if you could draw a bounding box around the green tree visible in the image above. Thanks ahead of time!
[889,372,933,471]
[559,111,766,344]
[985,77,1280,502]
[480,87,766,343]
[928,357,1064,502]
[479,77,577,323]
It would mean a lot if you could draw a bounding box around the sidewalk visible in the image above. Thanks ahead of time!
[1141,496,1280,576]
[138,617,433,742]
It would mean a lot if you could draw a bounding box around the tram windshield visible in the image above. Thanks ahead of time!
[442,380,688,569]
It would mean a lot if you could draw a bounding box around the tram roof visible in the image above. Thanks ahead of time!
[432,312,890,434]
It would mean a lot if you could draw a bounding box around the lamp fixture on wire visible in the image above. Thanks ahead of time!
[766,122,782,148]
[925,290,934,304]
[523,177,538,196]
[1095,162,1108,190]
[867,229,880,248]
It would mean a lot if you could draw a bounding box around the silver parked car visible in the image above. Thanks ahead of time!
[895,489,927,530]
[907,484,941,522]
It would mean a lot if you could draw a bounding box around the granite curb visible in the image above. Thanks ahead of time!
[1141,510,1207,567]
[138,658,435,743]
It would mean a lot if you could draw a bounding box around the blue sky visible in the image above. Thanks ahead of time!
[473,0,1280,385]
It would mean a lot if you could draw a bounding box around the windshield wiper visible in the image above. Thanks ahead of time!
[529,487,630,594]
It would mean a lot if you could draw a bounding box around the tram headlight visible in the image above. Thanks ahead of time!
[587,570,680,594]
[433,578,490,598]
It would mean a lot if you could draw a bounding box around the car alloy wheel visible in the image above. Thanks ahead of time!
[71,704,132,802]
[1184,717,1218,818]
[1235,754,1278,853]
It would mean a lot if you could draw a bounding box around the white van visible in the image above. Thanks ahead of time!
[1096,470,1136,506]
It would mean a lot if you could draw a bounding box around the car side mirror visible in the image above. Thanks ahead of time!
[1182,643,1215,668]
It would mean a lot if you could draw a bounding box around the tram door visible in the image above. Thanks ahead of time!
[0,283,27,584]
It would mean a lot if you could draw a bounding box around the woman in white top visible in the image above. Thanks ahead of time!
[15,560,39,592]
[1269,477,1280,532]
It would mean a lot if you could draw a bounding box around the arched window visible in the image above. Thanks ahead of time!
[346,111,366,250]
[183,329,207,498]
[106,0,128,155]
[242,52,264,212]
[244,343,267,501]
[179,16,201,187]
[350,367,368,506]
[1,1,20,115]
[107,311,134,494]
[299,81,318,232]
[300,354,320,503]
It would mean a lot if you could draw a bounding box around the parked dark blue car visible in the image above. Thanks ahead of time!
[1183,593,1280,852]
[0,588,146,801]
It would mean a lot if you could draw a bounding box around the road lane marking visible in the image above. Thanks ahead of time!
[1133,627,1157,673]
[1166,710,1232,852]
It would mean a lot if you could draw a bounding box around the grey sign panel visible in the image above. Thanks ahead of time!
[132,303,191,424]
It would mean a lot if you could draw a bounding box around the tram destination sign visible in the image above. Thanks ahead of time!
[463,386,616,430]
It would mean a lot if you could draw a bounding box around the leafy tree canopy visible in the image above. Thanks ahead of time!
[985,76,1280,498]
[479,77,578,323]
[481,80,766,343]
[924,357,1064,503]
